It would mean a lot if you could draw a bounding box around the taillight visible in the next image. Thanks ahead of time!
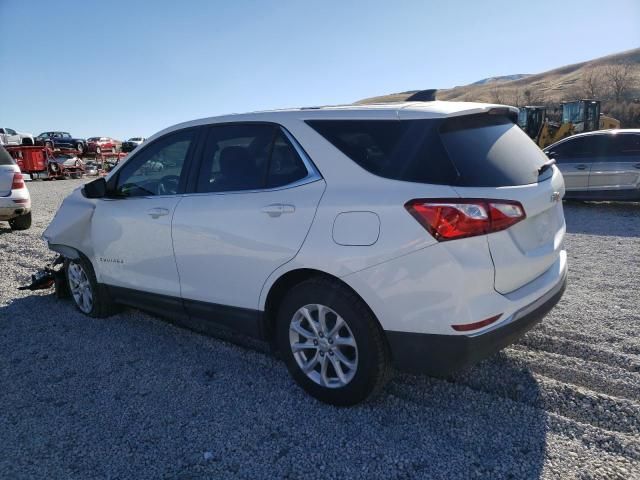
[405,198,526,241]
[11,173,25,190]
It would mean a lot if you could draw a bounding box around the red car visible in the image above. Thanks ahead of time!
[86,137,120,154]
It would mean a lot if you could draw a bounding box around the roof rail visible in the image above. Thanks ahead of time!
[405,89,437,102]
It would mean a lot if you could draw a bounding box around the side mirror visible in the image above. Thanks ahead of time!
[83,177,107,198]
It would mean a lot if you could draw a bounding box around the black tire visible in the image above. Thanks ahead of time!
[95,146,101,154]
[45,141,53,149]
[21,137,34,146]
[76,143,84,154]
[9,211,31,231]
[65,256,119,318]
[276,277,391,406]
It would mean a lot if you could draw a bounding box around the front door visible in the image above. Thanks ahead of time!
[171,123,325,336]
[91,127,199,307]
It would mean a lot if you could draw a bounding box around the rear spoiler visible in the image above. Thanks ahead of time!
[487,107,518,124]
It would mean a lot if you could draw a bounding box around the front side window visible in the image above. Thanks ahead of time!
[196,124,308,193]
[618,134,640,156]
[114,128,195,197]
[6,128,16,135]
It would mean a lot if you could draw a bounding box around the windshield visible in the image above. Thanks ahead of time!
[562,102,584,124]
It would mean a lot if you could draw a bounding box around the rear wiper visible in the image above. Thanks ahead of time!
[538,158,556,175]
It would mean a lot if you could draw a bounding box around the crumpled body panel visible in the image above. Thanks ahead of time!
[43,187,97,259]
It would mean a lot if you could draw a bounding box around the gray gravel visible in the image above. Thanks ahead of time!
[1,180,639,480]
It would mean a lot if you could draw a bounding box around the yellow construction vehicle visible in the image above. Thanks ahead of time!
[518,100,620,148]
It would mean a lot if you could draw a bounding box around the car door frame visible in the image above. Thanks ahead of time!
[173,120,325,339]
[547,136,593,196]
[95,125,208,320]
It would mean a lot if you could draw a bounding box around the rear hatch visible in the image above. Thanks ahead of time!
[436,112,565,293]
[0,146,18,196]
[307,109,566,294]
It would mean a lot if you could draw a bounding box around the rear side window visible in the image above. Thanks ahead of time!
[197,124,308,193]
[306,120,457,184]
[307,115,548,187]
[0,146,16,166]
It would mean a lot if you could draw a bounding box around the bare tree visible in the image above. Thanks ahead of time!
[510,88,523,107]
[490,85,504,104]
[581,67,606,99]
[523,88,543,105]
[605,63,633,102]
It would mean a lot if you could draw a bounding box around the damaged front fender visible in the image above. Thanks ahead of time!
[43,186,98,261]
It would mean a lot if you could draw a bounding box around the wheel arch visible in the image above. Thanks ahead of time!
[262,268,387,353]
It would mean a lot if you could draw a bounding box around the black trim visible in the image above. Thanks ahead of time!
[106,285,265,339]
[385,275,567,376]
[564,189,640,201]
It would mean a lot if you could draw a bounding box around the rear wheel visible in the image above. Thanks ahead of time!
[96,146,101,154]
[276,278,391,406]
[66,256,119,318]
[9,211,31,231]
[75,142,84,154]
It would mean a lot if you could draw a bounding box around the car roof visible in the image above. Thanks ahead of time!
[151,101,518,141]
[545,129,640,149]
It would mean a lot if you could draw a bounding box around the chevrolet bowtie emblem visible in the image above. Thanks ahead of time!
[550,192,561,202]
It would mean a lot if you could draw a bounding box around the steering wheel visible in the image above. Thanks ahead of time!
[158,175,180,196]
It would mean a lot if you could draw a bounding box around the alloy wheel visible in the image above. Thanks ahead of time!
[68,262,93,314]
[289,304,358,388]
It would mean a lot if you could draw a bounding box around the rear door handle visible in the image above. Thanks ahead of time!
[261,203,295,217]
[146,207,170,219]
[575,164,587,170]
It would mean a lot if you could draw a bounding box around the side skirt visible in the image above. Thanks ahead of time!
[106,285,266,340]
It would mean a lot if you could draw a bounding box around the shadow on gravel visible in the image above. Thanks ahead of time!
[563,200,640,237]
[0,294,546,480]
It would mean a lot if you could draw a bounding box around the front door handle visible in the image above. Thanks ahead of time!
[146,207,170,219]
[261,203,295,217]
[575,164,587,170]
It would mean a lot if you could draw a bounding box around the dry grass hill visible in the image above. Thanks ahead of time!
[357,48,640,126]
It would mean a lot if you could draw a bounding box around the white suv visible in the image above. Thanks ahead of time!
[0,146,31,230]
[44,100,567,405]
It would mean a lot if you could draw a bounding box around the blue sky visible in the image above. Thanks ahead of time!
[1,0,638,140]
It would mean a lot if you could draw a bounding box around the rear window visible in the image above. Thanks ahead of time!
[307,114,549,187]
[0,146,16,166]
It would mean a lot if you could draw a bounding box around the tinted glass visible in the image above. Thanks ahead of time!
[7,129,16,135]
[267,131,308,188]
[308,115,547,187]
[307,120,457,184]
[0,146,16,166]
[618,134,640,157]
[551,136,609,161]
[197,124,275,193]
[115,128,195,197]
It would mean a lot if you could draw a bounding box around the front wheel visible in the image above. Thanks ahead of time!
[276,278,391,406]
[76,143,84,154]
[66,256,119,318]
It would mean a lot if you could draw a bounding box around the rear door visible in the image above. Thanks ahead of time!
[172,123,325,333]
[546,136,593,191]
[588,133,640,192]
[0,146,18,196]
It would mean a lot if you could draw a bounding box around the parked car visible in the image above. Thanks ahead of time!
[49,154,84,179]
[121,137,146,153]
[544,129,640,201]
[83,160,99,176]
[0,127,34,146]
[87,137,121,154]
[0,145,31,230]
[36,132,86,154]
[44,101,567,405]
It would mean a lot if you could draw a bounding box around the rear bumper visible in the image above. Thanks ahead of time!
[386,268,567,376]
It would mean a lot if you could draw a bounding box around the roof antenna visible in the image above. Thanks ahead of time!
[406,89,437,102]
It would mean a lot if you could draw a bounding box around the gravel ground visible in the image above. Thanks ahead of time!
[1,179,639,480]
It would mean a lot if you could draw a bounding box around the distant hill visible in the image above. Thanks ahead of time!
[470,74,530,86]
[357,48,640,105]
